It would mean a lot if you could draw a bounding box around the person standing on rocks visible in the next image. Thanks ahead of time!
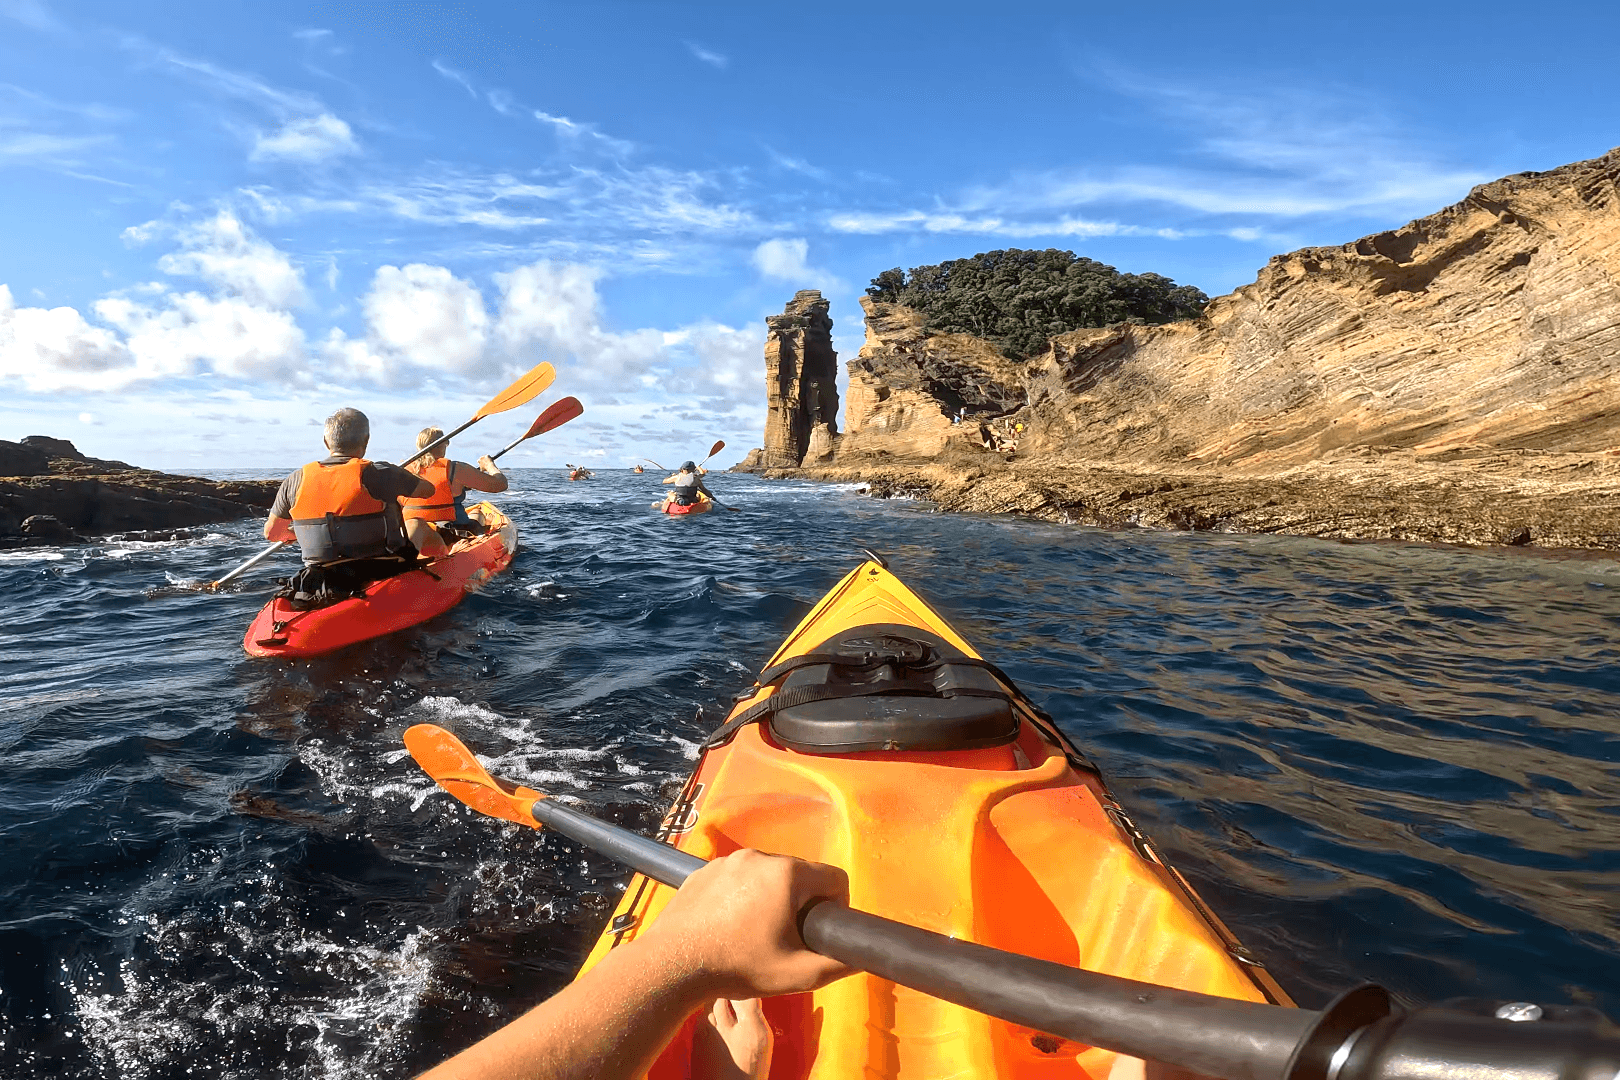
[262,408,432,565]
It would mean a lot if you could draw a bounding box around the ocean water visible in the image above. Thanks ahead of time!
[1,469,1616,1078]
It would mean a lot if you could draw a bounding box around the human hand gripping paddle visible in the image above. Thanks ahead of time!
[207,362,556,590]
[405,722,1620,1080]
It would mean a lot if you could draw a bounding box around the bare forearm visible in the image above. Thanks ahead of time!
[418,935,712,1080]
[264,516,293,542]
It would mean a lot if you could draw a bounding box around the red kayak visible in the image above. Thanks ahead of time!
[242,502,517,658]
[655,494,712,516]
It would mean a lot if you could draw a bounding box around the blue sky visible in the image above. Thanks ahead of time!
[2,0,1616,469]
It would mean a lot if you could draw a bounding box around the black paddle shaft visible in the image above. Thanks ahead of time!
[527,796,1620,1080]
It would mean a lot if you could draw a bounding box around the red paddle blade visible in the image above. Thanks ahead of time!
[525,396,583,438]
[706,439,725,458]
[404,724,543,829]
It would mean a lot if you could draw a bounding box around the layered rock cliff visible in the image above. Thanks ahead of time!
[753,290,841,469]
[748,146,1620,549]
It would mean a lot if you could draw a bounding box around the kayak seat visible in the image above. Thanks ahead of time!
[766,623,1019,754]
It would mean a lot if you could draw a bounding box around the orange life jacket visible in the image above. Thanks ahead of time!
[288,458,399,564]
[401,458,459,523]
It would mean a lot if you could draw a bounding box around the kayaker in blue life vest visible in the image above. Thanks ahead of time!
[417,849,847,1080]
[657,460,715,511]
[263,408,432,565]
[399,426,509,558]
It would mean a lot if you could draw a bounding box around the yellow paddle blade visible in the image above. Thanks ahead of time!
[404,723,542,829]
[474,362,556,419]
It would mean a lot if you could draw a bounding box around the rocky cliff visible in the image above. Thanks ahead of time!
[750,146,1620,549]
[743,290,842,470]
[1,436,278,549]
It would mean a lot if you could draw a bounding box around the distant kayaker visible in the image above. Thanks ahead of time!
[417,849,849,1080]
[657,460,715,512]
[400,426,508,558]
[262,408,432,565]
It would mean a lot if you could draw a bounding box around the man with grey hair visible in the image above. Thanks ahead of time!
[263,408,433,565]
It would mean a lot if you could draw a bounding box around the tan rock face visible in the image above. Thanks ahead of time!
[1030,148,1620,469]
[760,290,841,468]
[836,299,1032,463]
[831,147,1620,474]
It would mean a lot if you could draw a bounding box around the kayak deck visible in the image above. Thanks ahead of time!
[577,560,1289,1079]
[242,501,517,658]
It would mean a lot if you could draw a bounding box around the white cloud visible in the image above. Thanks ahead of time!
[78,411,97,424]
[2,211,311,392]
[95,291,307,382]
[751,238,842,290]
[686,42,728,69]
[147,210,308,308]
[252,114,357,163]
[494,261,667,384]
[0,284,134,391]
[361,264,489,373]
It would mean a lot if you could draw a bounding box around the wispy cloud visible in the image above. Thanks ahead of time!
[685,42,728,69]
[0,0,61,31]
[827,210,1179,239]
[0,131,109,162]
[763,146,829,182]
[252,114,358,163]
[147,46,322,116]
[824,72,1491,242]
[430,59,479,99]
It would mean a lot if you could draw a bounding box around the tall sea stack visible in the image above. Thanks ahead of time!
[760,290,840,468]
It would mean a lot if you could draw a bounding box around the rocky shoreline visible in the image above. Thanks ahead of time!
[760,450,1620,551]
[1,436,279,550]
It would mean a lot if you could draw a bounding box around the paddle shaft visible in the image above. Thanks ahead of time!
[528,797,1620,1080]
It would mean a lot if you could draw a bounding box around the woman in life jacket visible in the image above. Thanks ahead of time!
[263,408,432,565]
[656,461,715,512]
[400,426,509,558]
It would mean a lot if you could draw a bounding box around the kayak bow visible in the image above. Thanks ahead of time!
[577,559,1289,1077]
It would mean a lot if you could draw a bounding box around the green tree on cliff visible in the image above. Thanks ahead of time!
[865,249,1209,359]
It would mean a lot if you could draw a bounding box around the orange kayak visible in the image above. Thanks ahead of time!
[242,502,516,658]
[656,493,712,516]
[577,559,1290,1078]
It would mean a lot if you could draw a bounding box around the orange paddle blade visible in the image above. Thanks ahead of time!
[474,362,556,419]
[706,439,724,458]
[526,395,583,438]
[404,724,542,829]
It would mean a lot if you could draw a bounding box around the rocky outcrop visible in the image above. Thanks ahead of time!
[754,146,1620,549]
[0,437,278,549]
[837,299,1030,463]
[757,290,841,468]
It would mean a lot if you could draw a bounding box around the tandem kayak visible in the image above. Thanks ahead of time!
[576,558,1290,1078]
[242,501,517,658]
[655,493,712,516]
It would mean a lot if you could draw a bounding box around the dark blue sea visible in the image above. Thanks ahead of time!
[2,469,1616,1078]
